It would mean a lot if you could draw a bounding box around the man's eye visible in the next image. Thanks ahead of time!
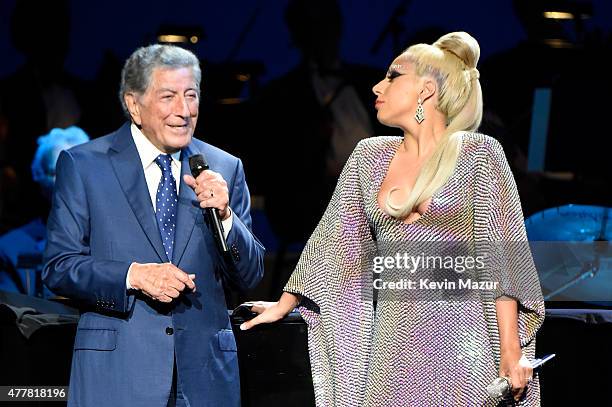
[161,94,173,100]
[186,93,197,99]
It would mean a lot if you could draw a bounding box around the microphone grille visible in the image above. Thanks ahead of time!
[486,377,510,398]
[189,154,208,177]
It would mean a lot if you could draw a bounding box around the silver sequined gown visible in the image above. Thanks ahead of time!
[284,133,545,407]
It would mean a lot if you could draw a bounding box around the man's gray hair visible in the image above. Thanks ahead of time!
[119,44,202,118]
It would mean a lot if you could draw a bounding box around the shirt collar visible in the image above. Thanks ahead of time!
[130,124,182,169]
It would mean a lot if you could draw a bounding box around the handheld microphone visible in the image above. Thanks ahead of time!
[486,354,555,398]
[189,154,229,253]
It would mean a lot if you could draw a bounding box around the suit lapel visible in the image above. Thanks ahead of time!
[108,123,168,263]
[172,143,199,265]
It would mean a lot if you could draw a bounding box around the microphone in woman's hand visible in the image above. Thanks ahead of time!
[486,354,556,398]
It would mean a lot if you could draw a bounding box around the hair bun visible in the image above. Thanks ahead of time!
[433,31,480,69]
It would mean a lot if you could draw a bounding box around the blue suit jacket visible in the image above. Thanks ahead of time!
[43,123,264,407]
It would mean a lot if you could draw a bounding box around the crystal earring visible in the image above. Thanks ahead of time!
[415,98,425,124]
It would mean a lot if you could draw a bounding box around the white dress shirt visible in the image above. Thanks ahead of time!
[126,124,233,289]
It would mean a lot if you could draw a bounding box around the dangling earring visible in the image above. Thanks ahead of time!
[415,97,425,124]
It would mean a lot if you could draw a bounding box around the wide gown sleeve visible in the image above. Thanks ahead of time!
[283,140,375,407]
[475,138,545,348]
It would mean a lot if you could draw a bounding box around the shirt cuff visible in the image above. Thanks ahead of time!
[126,263,135,290]
[222,207,234,240]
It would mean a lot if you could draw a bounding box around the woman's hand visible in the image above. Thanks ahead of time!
[499,350,533,402]
[496,297,532,401]
[239,292,301,330]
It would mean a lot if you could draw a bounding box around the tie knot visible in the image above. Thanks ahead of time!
[155,154,173,173]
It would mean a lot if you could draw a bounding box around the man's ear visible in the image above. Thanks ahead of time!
[124,93,142,126]
[420,78,437,103]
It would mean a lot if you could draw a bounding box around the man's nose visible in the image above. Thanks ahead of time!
[173,95,191,117]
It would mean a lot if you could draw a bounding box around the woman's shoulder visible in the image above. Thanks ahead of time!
[354,135,403,156]
[340,136,401,179]
[351,133,507,163]
[460,132,506,161]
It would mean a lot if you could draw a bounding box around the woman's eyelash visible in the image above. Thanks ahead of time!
[387,70,403,80]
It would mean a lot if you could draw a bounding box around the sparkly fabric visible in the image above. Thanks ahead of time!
[284,133,545,406]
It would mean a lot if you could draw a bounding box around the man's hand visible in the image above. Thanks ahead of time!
[184,171,230,220]
[129,262,196,303]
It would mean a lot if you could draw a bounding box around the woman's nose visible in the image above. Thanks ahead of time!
[372,79,385,95]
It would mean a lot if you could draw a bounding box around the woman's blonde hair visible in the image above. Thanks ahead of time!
[385,31,483,219]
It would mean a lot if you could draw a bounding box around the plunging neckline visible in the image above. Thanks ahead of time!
[374,136,463,226]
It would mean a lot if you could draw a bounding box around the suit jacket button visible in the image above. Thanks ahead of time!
[165,327,174,335]
[231,244,240,262]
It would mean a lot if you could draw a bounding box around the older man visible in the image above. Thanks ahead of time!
[43,45,264,407]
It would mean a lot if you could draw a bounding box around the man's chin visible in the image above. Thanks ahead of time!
[162,133,193,153]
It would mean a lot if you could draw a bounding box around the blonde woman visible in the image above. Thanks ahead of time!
[242,32,544,406]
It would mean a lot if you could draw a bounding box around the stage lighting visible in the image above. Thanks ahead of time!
[543,11,574,19]
[541,0,592,20]
[156,25,205,46]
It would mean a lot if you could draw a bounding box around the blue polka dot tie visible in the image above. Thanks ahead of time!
[154,154,178,262]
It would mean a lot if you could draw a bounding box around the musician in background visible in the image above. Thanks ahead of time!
[255,0,392,296]
[0,126,89,296]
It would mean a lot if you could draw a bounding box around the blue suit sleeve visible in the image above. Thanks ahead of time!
[223,158,265,291]
[42,150,132,313]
